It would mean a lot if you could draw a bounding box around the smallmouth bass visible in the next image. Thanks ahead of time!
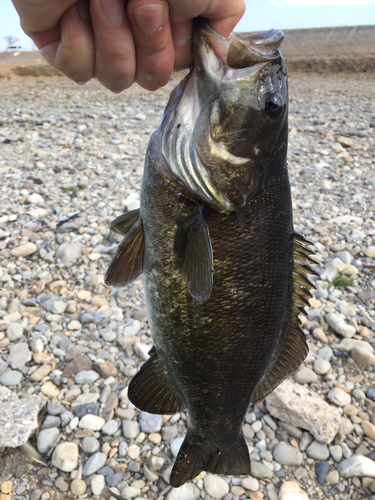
[105,18,316,487]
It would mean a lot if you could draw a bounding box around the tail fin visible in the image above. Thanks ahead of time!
[170,431,250,488]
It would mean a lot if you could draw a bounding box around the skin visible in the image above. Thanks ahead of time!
[11,0,245,92]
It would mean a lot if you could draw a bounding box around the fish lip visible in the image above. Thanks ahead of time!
[194,18,284,71]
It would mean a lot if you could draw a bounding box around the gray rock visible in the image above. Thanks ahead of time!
[329,444,343,462]
[334,251,353,264]
[122,420,140,439]
[294,367,318,384]
[83,452,107,476]
[7,342,31,369]
[0,360,7,376]
[37,428,60,454]
[273,442,303,466]
[250,461,274,479]
[328,388,351,407]
[101,419,118,435]
[6,323,24,341]
[74,370,100,384]
[161,426,178,441]
[315,345,333,361]
[56,241,83,265]
[51,442,79,472]
[306,441,330,460]
[337,456,375,477]
[41,416,61,429]
[139,412,163,433]
[315,461,330,484]
[0,387,44,447]
[46,300,67,315]
[266,379,341,444]
[278,421,303,439]
[82,436,100,454]
[0,370,23,386]
[325,313,356,338]
[105,472,123,487]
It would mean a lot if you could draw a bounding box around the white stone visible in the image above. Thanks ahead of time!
[78,415,105,431]
[166,483,201,500]
[325,313,356,338]
[337,456,375,477]
[204,474,229,499]
[91,475,105,496]
[279,481,309,500]
[328,388,351,407]
[10,242,37,258]
[51,442,79,472]
[266,379,340,444]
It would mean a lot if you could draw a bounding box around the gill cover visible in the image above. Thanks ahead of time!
[160,19,287,213]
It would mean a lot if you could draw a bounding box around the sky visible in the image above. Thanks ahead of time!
[1,0,375,51]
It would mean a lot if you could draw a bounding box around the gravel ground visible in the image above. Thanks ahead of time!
[0,73,374,500]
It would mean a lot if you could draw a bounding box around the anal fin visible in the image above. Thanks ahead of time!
[170,431,250,488]
[174,207,213,302]
[128,351,184,415]
[105,217,144,287]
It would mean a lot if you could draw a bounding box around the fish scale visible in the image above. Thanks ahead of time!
[105,18,315,487]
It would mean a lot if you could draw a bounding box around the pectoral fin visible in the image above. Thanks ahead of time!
[110,209,140,236]
[128,350,184,414]
[104,217,144,286]
[174,208,213,302]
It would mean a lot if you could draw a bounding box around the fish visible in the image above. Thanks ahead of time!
[105,18,317,487]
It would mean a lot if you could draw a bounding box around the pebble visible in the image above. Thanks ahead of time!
[325,470,340,485]
[325,313,356,338]
[122,420,140,439]
[166,483,201,500]
[78,414,105,431]
[54,477,69,492]
[90,475,106,495]
[6,323,24,341]
[204,475,229,499]
[338,456,375,477]
[294,367,318,384]
[74,370,100,384]
[10,242,37,257]
[7,343,31,369]
[82,436,100,453]
[306,441,330,460]
[70,479,87,496]
[278,481,308,500]
[315,461,330,484]
[51,442,79,472]
[0,370,23,386]
[82,452,107,476]
[313,359,331,375]
[241,477,259,491]
[351,347,375,366]
[122,486,141,499]
[329,444,343,462]
[273,442,303,466]
[328,387,351,407]
[37,427,60,454]
[101,419,119,435]
[139,411,163,433]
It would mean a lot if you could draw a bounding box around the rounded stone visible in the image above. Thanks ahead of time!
[83,452,107,476]
[101,419,119,435]
[351,347,375,366]
[139,412,162,433]
[122,420,140,439]
[121,486,141,499]
[70,479,87,496]
[315,461,330,484]
[314,359,331,375]
[328,388,351,407]
[90,475,105,496]
[241,477,259,491]
[74,370,100,385]
[54,477,69,492]
[204,474,229,499]
[0,370,23,386]
[37,427,60,454]
[294,367,318,384]
[306,441,330,460]
[82,436,100,454]
[6,323,24,341]
[51,442,79,472]
[166,482,200,500]
[78,414,105,431]
[273,442,303,466]
[326,470,340,484]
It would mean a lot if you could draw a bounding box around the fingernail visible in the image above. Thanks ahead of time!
[171,21,192,46]
[100,0,126,26]
[40,45,56,67]
[133,4,164,35]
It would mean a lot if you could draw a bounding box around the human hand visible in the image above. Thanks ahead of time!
[12,0,245,92]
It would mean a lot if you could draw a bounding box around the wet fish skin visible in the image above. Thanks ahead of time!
[106,18,313,487]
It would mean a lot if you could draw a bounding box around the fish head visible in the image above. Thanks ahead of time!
[159,19,288,212]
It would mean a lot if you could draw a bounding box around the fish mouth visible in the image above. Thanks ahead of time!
[194,18,284,73]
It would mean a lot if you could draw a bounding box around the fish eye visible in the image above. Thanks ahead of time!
[264,93,284,118]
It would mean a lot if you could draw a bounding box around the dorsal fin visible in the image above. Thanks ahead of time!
[252,232,316,402]
[105,217,144,286]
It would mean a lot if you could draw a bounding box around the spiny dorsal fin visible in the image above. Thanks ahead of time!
[104,217,144,286]
[174,208,213,302]
[252,232,316,402]
[110,209,140,236]
[128,350,185,415]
